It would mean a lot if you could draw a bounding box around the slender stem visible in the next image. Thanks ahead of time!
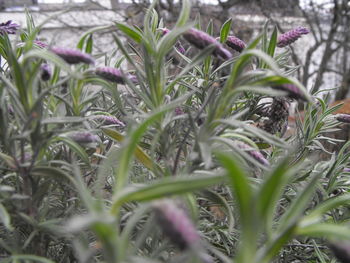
[172,88,215,175]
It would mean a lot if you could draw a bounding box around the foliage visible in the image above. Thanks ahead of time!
[0,2,350,262]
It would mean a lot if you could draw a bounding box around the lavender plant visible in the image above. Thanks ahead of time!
[0,2,349,263]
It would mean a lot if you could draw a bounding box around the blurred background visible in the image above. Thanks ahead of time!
[0,0,349,99]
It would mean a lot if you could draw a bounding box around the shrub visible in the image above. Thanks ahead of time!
[0,2,349,263]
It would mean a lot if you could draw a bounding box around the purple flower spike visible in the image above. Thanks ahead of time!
[277,27,309,48]
[94,115,125,127]
[68,131,99,144]
[272,84,307,101]
[0,20,19,35]
[50,47,95,65]
[226,35,246,52]
[40,64,51,81]
[153,199,201,250]
[95,67,137,85]
[183,28,232,60]
[343,168,350,173]
[236,141,269,166]
[34,40,48,49]
[336,114,350,124]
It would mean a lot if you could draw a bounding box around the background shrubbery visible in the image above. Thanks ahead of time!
[1,1,350,262]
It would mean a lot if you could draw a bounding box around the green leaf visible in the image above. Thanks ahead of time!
[217,119,287,148]
[267,26,277,58]
[206,19,214,35]
[102,128,163,174]
[0,152,16,169]
[175,0,191,27]
[111,95,194,192]
[220,18,232,43]
[166,45,216,91]
[111,33,144,80]
[278,172,321,233]
[150,8,159,33]
[301,194,350,226]
[115,23,143,43]
[216,152,257,263]
[216,153,252,223]
[0,203,13,231]
[25,9,36,34]
[2,34,28,111]
[261,20,269,54]
[52,136,90,165]
[245,74,312,102]
[71,162,99,213]
[111,173,226,212]
[31,166,75,185]
[113,110,165,192]
[77,25,112,50]
[256,222,297,263]
[256,158,294,233]
[85,34,93,54]
[157,24,193,70]
[296,223,350,240]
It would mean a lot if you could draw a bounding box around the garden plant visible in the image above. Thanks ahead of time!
[1,1,350,262]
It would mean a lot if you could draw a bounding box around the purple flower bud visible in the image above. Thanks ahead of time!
[175,107,184,116]
[94,115,125,127]
[277,27,309,48]
[153,199,201,250]
[0,20,19,35]
[183,28,232,60]
[68,132,99,143]
[34,40,48,49]
[271,84,307,101]
[95,67,137,84]
[128,74,138,84]
[40,63,51,81]
[336,114,350,124]
[50,47,95,65]
[159,27,170,36]
[343,168,350,173]
[225,36,246,52]
[236,141,269,166]
[175,41,186,54]
[160,27,186,54]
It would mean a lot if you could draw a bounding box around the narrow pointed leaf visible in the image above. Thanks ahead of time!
[220,18,232,43]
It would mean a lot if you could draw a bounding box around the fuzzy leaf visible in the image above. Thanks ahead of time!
[220,18,232,43]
